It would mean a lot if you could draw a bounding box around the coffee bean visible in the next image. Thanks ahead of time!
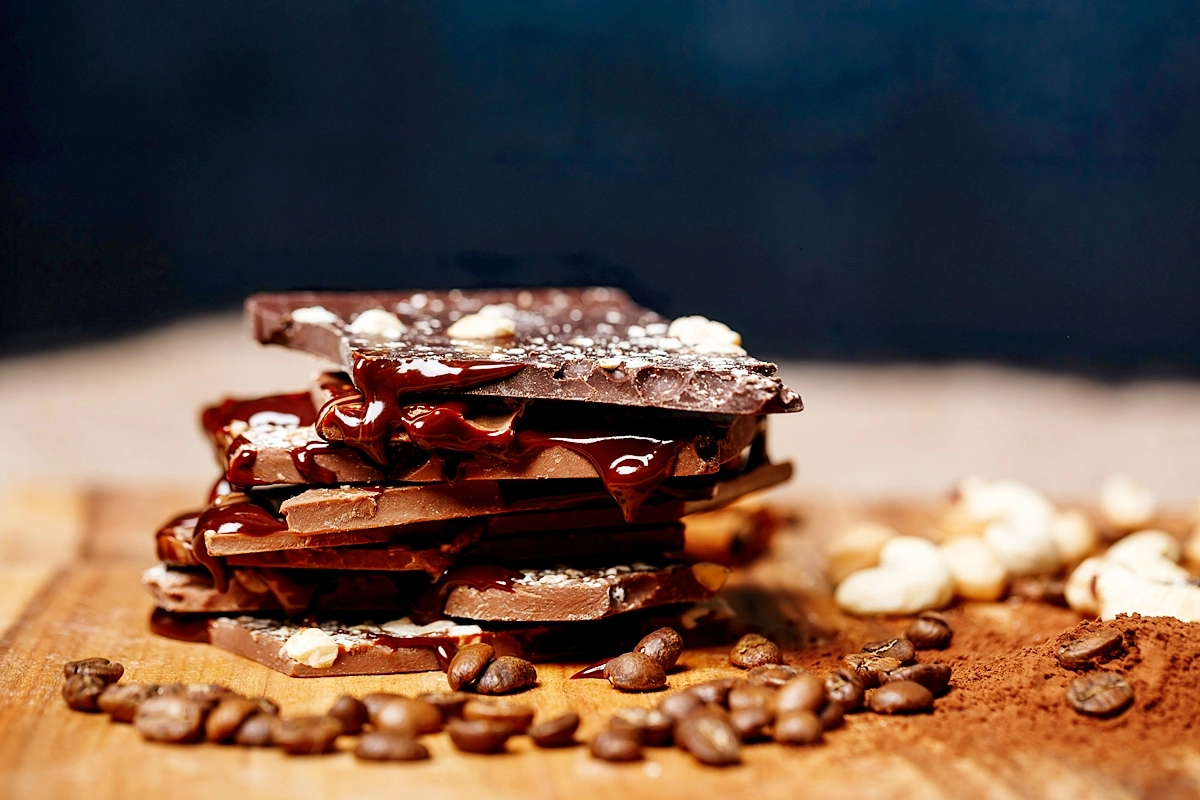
[447,718,513,754]
[727,682,777,713]
[1056,630,1123,670]
[747,664,806,689]
[817,700,845,730]
[447,642,495,691]
[363,692,405,719]
[729,634,781,670]
[173,683,239,707]
[97,683,161,722]
[687,678,738,707]
[134,694,209,743]
[528,712,580,748]
[635,627,685,671]
[824,668,866,710]
[233,713,275,746]
[1010,576,1069,607]
[905,612,953,650]
[63,673,110,712]
[63,658,124,684]
[416,691,472,721]
[659,690,706,721]
[327,695,370,735]
[773,710,823,745]
[372,697,443,735]
[843,654,902,688]
[776,675,826,715]
[885,663,952,696]
[590,729,643,762]
[1067,672,1134,717]
[862,638,916,664]
[610,707,673,746]
[355,731,430,761]
[869,680,934,714]
[476,656,538,695]
[604,652,667,692]
[675,709,741,766]
[463,698,535,734]
[272,716,344,755]
[254,697,280,716]
[729,706,773,742]
[206,698,261,742]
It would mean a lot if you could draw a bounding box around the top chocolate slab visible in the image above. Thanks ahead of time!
[247,288,802,416]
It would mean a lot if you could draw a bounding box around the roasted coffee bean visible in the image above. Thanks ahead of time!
[63,673,110,712]
[273,716,344,755]
[776,675,826,715]
[862,638,916,664]
[590,729,643,762]
[727,682,777,713]
[134,694,209,743]
[64,658,124,684]
[355,731,430,761]
[233,713,275,746]
[604,652,667,692]
[1010,576,1069,607]
[528,712,580,748]
[635,627,685,671]
[773,710,823,745]
[254,697,280,716]
[1067,672,1134,717]
[97,683,160,722]
[687,678,738,707]
[363,692,405,719]
[729,634,781,670]
[659,690,707,721]
[817,699,845,730]
[905,612,953,650]
[205,698,261,742]
[610,707,673,747]
[476,656,538,695]
[174,683,239,707]
[729,706,774,742]
[447,718,513,754]
[327,695,370,735]
[463,698,535,734]
[824,668,866,710]
[416,691,472,721]
[844,654,902,688]
[1056,630,1123,670]
[747,664,806,689]
[869,680,934,714]
[675,710,741,766]
[885,663,953,696]
[447,642,495,691]
[372,697,443,735]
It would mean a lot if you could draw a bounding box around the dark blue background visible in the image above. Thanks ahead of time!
[3,1,1199,371]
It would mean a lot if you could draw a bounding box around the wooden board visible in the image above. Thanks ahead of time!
[1,490,1198,800]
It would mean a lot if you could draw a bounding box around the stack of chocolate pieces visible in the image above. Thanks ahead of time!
[147,288,801,676]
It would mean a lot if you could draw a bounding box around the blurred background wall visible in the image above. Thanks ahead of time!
[4,0,1199,373]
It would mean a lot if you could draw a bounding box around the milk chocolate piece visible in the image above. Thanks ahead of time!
[247,289,802,416]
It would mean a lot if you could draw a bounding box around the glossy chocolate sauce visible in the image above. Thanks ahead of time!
[201,393,317,435]
[191,495,288,593]
[364,633,458,671]
[413,563,523,618]
[400,401,515,454]
[290,440,339,484]
[570,656,612,680]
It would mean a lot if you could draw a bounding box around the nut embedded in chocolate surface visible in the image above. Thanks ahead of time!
[355,731,431,761]
[62,673,110,712]
[610,707,673,747]
[1056,630,1123,670]
[862,638,916,664]
[773,710,823,745]
[327,695,370,735]
[635,627,684,671]
[98,683,161,722]
[590,729,643,762]
[905,612,953,650]
[272,716,344,755]
[824,668,866,710]
[447,642,496,691]
[884,663,953,696]
[528,712,580,748]
[869,680,934,714]
[475,656,538,695]
[205,697,261,742]
[447,718,513,754]
[462,699,535,735]
[604,652,667,692]
[747,664,806,688]
[134,694,210,743]
[64,658,125,684]
[729,634,781,669]
[1067,672,1134,717]
[675,709,741,766]
[844,654,902,688]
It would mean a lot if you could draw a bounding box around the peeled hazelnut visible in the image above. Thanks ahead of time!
[446,309,516,340]
[1100,476,1158,531]
[347,308,406,337]
[282,628,339,669]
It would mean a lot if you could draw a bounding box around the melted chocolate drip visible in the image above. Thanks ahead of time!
[400,401,515,455]
[570,657,612,680]
[365,634,458,671]
[413,563,523,619]
[149,608,211,643]
[191,495,288,593]
[201,393,317,436]
[290,440,339,484]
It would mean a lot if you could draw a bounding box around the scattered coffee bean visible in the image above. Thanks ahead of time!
[447,718,513,754]
[416,691,472,721]
[355,731,430,761]
[675,709,741,766]
[610,707,673,746]
[773,710,823,745]
[134,694,209,743]
[327,695,370,735]
[1009,576,1069,607]
[590,729,643,762]
[447,642,495,691]
[205,697,261,743]
[97,683,160,722]
[363,692,405,719]
[862,638,916,664]
[63,658,124,684]
[1067,672,1134,717]
[727,682,777,713]
[869,680,934,714]
[729,634,782,670]
[817,699,845,730]
[635,627,685,671]
[372,697,443,735]
[463,698,535,734]
[174,684,238,707]
[824,668,866,710]
[528,712,580,748]
[254,697,280,716]
[905,612,953,650]
[1056,630,1123,671]
[776,674,825,715]
[233,713,275,747]
[604,652,667,692]
[62,673,110,712]
[843,654,902,688]
[729,706,774,742]
[747,664,806,689]
[476,656,538,695]
[272,716,344,755]
[659,690,706,721]
[884,663,952,696]
[687,678,738,707]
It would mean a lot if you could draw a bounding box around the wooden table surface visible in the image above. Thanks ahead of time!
[1,488,1197,800]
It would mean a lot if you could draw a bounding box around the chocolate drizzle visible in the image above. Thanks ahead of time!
[201,393,317,436]
[414,563,523,619]
[570,656,612,680]
[191,495,288,593]
[290,441,339,484]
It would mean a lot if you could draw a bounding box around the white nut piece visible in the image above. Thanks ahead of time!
[1094,563,1200,622]
[282,627,340,669]
[1100,475,1157,530]
[940,537,1008,601]
[1184,522,1200,569]
[290,305,341,324]
[347,308,406,338]
[834,536,953,616]
[958,477,1061,576]
[825,521,897,585]
[446,310,516,340]
[1050,510,1098,565]
[1064,556,1104,614]
[1065,528,1197,620]
[1103,529,1188,583]
[666,315,746,355]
